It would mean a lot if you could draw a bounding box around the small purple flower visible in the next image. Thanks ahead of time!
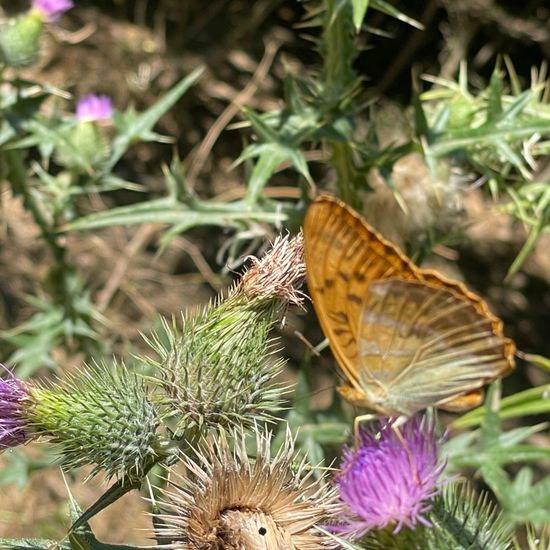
[75,94,114,122]
[0,366,30,449]
[333,417,445,540]
[32,0,74,22]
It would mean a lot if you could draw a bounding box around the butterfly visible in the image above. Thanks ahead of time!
[303,195,515,417]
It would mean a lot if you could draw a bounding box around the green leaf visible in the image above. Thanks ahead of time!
[351,0,369,31]
[506,214,545,277]
[107,67,204,170]
[245,147,289,206]
[521,353,550,374]
[0,450,33,489]
[481,463,550,525]
[486,68,503,123]
[62,197,287,234]
[451,446,550,468]
[370,0,423,29]
[479,381,502,447]
[25,119,93,172]
[431,119,550,156]
[454,384,550,428]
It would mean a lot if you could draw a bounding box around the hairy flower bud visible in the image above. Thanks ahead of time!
[0,13,43,68]
[28,361,166,481]
[144,233,304,437]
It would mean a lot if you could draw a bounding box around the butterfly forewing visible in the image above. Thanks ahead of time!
[358,279,512,415]
[304,196,416,393]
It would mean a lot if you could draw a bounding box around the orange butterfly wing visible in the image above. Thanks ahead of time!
[304,195,515,416]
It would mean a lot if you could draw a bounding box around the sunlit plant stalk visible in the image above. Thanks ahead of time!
[320,0,362,209]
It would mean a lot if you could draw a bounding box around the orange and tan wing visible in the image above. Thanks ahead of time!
[304,195,415,395]
[357,279,513,415]
[304,195,515,415]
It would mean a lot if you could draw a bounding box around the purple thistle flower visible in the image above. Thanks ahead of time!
[333,417,446,540]
[75,94,114,122]
[0,366,30,449]
[32,0,74,22]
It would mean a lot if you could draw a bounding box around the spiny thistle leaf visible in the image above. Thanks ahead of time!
[362,482,514,549]
[28,360,166,481]
[142,233,305,438]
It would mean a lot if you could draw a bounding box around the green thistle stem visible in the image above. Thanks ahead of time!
[321,0,362,208]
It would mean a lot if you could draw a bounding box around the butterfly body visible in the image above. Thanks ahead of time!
[304,195,515,416]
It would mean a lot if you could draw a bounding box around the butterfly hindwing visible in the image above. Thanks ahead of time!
[357,279,512,415]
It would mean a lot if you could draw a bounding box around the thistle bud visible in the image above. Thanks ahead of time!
[28,361,166,481]
[32,0,74,22]
[144,232,305,437]
[152,427,339,549]
[55,94,114,169]
[0,13,43,68]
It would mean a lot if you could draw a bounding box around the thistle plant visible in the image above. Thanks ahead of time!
[0,4,203,374]
[0,0,549,546]
[143,232,305,441]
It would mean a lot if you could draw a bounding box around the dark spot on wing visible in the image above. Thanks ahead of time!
[338,271,350,282]
[330,310,349,323]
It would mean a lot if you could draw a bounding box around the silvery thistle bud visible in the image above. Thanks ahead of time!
[0,12,43,68]
[144,232,305,438]
[152,427,339,549]
[56,94,115,169]
[0,1,73,68]
[28,360,167,482]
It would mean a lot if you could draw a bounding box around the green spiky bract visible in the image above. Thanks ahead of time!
[28,360,166,482]
[143,293,286,440]
[362,482,514,550]
[517,525,550,550]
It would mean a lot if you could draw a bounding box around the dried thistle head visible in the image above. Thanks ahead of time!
[236,231,306,308]
[144,233,305,437]
[362,102,463,247]
[152,427,339,549]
